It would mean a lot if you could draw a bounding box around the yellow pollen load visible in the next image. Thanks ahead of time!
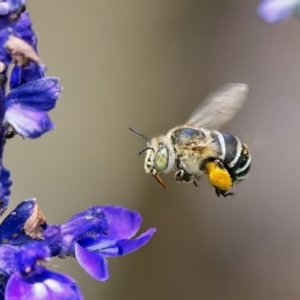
[206,162,232,191]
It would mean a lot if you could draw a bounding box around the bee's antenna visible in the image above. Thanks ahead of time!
[128,127,149,141]
[139,147,154,155]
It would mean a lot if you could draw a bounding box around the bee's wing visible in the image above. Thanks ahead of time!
[186,83,248,130]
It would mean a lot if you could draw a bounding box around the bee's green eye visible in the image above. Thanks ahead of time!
[154,146,169,171]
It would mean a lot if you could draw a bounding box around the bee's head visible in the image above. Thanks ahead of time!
[142,138,173,175]
[129,127,175,190]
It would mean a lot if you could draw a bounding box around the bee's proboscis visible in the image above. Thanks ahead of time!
[153,174,168,190]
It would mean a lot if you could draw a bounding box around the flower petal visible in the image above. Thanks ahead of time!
[110,228,156,256]
[0,244,18,277]
[5,268,83,300]
[5,34,40,67]
[44,207,110,258]
[6,77,61,111]
[0,4,9,16]
[61,206,109,238]
[42,225,63,257]
[75,242,109,281]
[101,206,142,240]
[87,228,157,257]
[10,63,44,90]
[257,0,300,23]
[5,106,54,138]
[0,199,36,244]
[13,12,37,48]
[5,0,26,14]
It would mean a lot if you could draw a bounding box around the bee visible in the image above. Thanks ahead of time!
[129,83,251,197]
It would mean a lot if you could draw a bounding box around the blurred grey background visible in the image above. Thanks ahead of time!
[4,0,300,299]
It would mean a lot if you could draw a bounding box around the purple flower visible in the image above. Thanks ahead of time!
[4,77,62,138]
[10,12,43,90]
[6,268,83,300]
[44,206,110,257]
[0,199,45,245]
[0,28,40,70]
[1,13,59,139]
[0,200,83,299]
[10,62,44,90]
[258,0,300,23]
[0,4,157,299]
[0,199,156,295]
[4,243,83,300]
[44,206,156,281]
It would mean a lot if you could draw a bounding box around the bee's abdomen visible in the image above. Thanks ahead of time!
[213,131,251,183]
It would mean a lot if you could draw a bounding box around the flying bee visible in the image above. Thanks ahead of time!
[129,83,251,197]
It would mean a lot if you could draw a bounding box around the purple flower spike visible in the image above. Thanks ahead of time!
[0,2,157,296]
[258,0,300,23]
[4,77,62,138]
[5,243,83,300]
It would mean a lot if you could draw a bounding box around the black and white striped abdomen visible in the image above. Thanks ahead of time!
[213,131,251,183]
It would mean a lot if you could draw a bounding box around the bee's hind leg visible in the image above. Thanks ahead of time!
[215,188,235,198]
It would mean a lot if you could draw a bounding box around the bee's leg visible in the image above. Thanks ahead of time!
[175,169,193,183]
[215,188,235,198]
[175,169,185,182]
[193,175,201,187]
